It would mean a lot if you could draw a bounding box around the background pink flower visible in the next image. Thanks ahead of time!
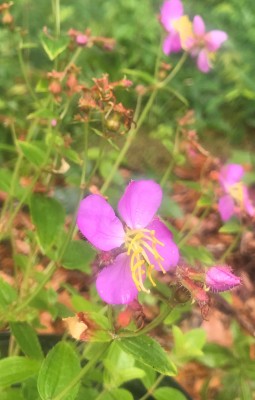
[160,0,184,55]
[185,15,228,73]
[218,163,254,221]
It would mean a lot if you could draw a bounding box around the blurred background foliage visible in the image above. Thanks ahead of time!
[1,0,255,153]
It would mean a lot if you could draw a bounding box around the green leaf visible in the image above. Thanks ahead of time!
[30,194,65,251]
[62,148,82,165]
[99,388,133,400]
[37,342,81,400]
[0,169,13,193]
[0,357,40,387]
[10,322,44,360]
[219,219,241,233]
[172,326,206,360]
[71,295,101,313]
[27,108,57,120]
[18,141,46,167]
[40,34,69,60]
[62,241,94,273]
[104,342,145,387]
[199,343,233,368]
[153,387,186,400]
[122,68,156,84]
[0,279,17,308]
[0,388,25,400]
[117,335,176,376]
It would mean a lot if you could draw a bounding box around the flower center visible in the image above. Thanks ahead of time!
[228,182,245,208]
[124,228,165,293]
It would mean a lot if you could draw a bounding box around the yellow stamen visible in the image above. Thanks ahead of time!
[124,227,165,293]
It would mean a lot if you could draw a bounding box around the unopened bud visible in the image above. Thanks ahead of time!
[206,265,241,292]
[76,34,88,46]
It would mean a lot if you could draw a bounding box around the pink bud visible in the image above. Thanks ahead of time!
[206,265,241,292]
[76,34,88,46]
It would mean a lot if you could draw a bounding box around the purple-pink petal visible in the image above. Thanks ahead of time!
[77,194,125,251]
[118,180,162,229]
[218,194,235,222]
[206,265,241,292]
[243,186,255,216]
[193,15,205,36]
[160,0,183,32]
[162,32,182,55]
[197,49,211,73]
[219,164,244,190]
[205,30,228,52]
[145,217,179,271]
[96,253,138,305]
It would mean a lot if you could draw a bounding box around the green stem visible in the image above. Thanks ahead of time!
[15,261,56,313]
[118,303,173,338]
[158,52,188,88]
[177,207,210,248]
[218,231,241,263]
[100,90,157,194]
[52,342,110,400]
[18,44,37,102]
[87,140,106,184]
[139,374,165,400]
[160,128,181,188]
[54,0,60,37]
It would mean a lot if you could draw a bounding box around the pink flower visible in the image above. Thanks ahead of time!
[206,265,241,292]
[185,15,228,73]
[160,0,184,55]
[77,180,179,305]
[218,163,254,221]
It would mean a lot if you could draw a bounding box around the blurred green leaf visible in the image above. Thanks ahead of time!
[0,279,17,308]
[0,388,24,400]
[10,322,44,360]
[18,141,46,167]
[117,335,176,376]
[30,194,65,251]
[153,387,186,400]
[0,357,40,387]
[99,388,133,400]
[37,342,81,400]
[172,326,206,360]
[219,219,241,233]
[104,342,145,387]
[62,240,94,273]
[71,295,101,313]
[40,34,69,60]
[199,343,233,369]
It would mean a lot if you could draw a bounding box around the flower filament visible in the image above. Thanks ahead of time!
[125,228,165,293]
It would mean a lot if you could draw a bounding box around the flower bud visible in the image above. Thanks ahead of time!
[206,265,241,292]
[76,34,88,46]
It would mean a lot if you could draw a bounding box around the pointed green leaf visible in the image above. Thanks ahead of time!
[99,388,133,400]
[0,279,17,308]
[154,387,186,400]
[10,322,44,360]
[40,34,69,60]
[62,240,94,273]
[219,219,241,233]
[30,194,65,251]
[37,342,81,400]
[117,335,176,376]
[0,357,40,387]
[18,141,46,167]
